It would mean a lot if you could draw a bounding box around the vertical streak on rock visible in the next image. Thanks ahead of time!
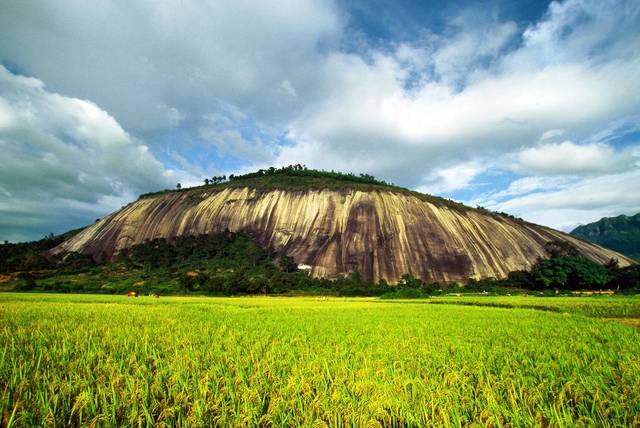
[51,187,635,283]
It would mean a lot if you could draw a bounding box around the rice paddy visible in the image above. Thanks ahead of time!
[1,293,639,427]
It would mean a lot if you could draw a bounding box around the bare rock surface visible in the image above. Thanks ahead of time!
[52,187,634,283]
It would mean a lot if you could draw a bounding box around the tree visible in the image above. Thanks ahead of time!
[15,272,36,291]
[204,178,210,185]
[505,270,532,288]
[179,273,197,291]
[530,256,610,290]
[278,256,298,272]
[176,183,182,190]
[605,258,619,272]
[350,271,362,283]
[398,273,423,289]
[544,240,580,258]
[612,265,640,290]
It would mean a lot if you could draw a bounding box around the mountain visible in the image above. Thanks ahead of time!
[51,168,634,284]
[571,213,640,261]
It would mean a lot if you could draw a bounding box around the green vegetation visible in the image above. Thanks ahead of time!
[426,295,640,319]
[529,256,610,289]
[380,241,640,298]
[3,234,639,296]
[1,293,639,426]
[571,212,640,260]
[0,227,85,273]
[142,164,398,197]
[3,232,388,296]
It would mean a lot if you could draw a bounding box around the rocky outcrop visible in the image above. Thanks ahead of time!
[51,186,634,283]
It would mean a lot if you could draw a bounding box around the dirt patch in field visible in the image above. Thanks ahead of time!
[572,290,615,296]
[606,318,640,329]
[425,300,562,313]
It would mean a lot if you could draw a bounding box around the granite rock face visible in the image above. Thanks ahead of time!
[51,187,634,283]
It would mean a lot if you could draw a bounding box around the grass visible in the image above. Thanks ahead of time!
[1,294,639,427]
[426,294,640,318]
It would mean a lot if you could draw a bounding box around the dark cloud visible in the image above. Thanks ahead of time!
[0,66,172,241]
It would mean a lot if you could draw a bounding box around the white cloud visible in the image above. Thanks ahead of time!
[198,107,280,164]
[2,0,638,190]
[281,80,298,98]
[486,170,640,231]
[0,0,340,133]
[540,129,565,141]
[513,0,640,67]
[516,141,639,175]
[0,0,639,238]
[278,59,639,188]
[0,65,172,240]
[431,20,518,84]
[201,129,276,164]
[417,162,484,194]
[490,176,570,199]
[271,0,640,187]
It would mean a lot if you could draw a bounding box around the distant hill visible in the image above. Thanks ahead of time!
[571,213,640,261]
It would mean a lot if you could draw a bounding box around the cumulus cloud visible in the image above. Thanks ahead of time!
[198,107,280,165]
[510,0,640,67]
[0,0,639,237]
[430,18,518,85]
[485,170,640,231]
[0,65,172,241]
[417,162,484,194]
[2,0,638,186]
[470,137,640,229]
[515,141,639,175]
[0,0,340,134]
[487,176,569,199]
[248,0,636,196]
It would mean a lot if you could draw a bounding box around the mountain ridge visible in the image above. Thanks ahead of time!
[571,213,640,261]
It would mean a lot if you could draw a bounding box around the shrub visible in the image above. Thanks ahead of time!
[278,256,298,273]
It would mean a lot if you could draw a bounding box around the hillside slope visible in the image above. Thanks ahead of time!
[571,213,640,261]
[51,180,633,284]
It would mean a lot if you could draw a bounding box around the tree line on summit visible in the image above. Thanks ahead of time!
[168,164,396,194]
[157,165,523,222]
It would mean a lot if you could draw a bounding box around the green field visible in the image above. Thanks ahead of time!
[1,294,639,427]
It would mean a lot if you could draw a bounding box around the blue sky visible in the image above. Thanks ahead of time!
[0,0,639,241]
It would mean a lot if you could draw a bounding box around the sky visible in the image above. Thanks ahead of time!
[0,0,639,242]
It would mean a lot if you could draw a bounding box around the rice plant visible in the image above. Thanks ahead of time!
[1,294,639,426]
